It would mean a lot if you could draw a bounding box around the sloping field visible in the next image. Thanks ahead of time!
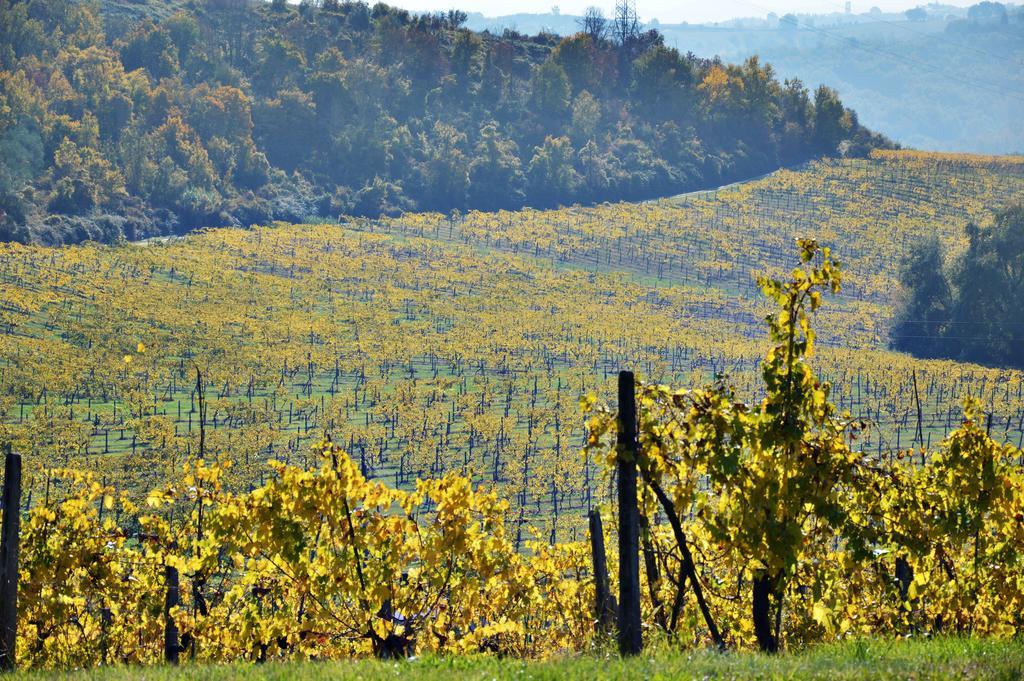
[1,150,1022,537]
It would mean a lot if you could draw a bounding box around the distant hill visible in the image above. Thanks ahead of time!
[0,0,884,245]
[470,4,1024,154]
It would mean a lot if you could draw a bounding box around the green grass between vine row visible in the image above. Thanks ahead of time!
[16,637,1024,680]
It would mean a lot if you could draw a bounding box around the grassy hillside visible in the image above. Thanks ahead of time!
[14,638,1024,680]
[1,150,1022,535]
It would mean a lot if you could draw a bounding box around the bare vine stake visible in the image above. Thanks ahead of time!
[164,565,180,665]
[0,446,21,672]
[588,509,615,634]
[191,367,209,660]
[616,371,642,656]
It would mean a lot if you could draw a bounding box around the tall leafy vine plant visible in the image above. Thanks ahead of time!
[584,240,864,652]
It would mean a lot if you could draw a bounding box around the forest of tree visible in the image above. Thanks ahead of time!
[470,4,1024,154]
[892,205,1024,369]
[0,0,888,244]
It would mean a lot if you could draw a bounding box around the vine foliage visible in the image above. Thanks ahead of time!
[4,242,1023,668]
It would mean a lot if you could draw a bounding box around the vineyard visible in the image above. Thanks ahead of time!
[2,151,1023,531]
[0,150,1022,668]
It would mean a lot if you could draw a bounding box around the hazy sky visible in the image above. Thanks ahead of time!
[395,0,978,24]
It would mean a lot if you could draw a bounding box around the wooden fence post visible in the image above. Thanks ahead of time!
[0,447,21,672]
[99,606,112,666]
[164,565,180,665]
[588,509,615,634]
[616,371,642,656]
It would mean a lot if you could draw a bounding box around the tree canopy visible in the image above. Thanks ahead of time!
[0,0,887,244]
[892,205,1024,368]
